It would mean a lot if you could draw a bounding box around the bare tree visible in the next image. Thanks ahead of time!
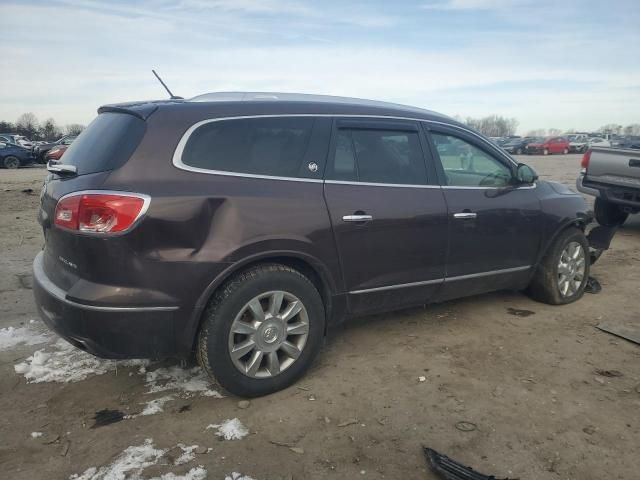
[463,115,519,137]
[40,118,61,141]
[16,113,40,139]
[599,124,623,135]
[526,129,546,137]
[64,124,85,136]
[547,128,562,136]
[623,124,640,136]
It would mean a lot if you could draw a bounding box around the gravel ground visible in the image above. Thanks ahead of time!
[0,156,638,480]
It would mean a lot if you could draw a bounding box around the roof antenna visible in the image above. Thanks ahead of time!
[152,69,183,99]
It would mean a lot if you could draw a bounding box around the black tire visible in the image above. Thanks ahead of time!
[197,264,325,397]
[527,227,590,305]
[516,148,523,155]
[3,156,20,169]
[594,198,628,227]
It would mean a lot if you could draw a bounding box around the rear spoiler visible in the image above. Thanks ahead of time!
[97,99,182,121]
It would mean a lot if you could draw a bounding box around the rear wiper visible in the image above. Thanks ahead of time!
[47,160,77,176]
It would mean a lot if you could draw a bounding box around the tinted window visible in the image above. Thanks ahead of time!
[431,133,512,187]
[60,113,146,175]
[182,117,315,177]
[330,128,426,184]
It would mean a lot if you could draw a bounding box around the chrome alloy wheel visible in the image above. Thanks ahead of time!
[557,241,586,297]
[228,291,309,378]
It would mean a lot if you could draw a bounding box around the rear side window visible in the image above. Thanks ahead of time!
[181,117,315,178]
[60,112,145,175]
[329,128,427,185]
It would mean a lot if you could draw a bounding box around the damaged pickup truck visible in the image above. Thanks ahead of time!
[577,147,640,226]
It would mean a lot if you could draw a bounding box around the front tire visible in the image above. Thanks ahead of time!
[197,264,325,397]
[594,198,628,226]
[527,227,590,305]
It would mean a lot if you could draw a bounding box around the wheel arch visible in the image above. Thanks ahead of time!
[533,217,588,272]
[184,251,337,354]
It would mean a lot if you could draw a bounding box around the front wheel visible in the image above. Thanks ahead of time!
[197,264,325,397]
[527,227,590,305]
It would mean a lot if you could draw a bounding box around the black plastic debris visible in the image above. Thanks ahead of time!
[423,447,516,480]
[584,277,602,294]
[91,409,124,428]
[506,308,535,317]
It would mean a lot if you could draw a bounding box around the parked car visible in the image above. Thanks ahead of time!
[34,92,595,397]
[577,147,640,225]
[502,137,540,155]
[44,145,69,162]
[526,136,570,155]
[34,135,76,162]
[567,134,589,153]
[586,137,611,149]
[611,136,640,150]
[0,133,33,148]
[0,142,35,169]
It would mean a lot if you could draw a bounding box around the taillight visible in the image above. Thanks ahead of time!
[581,149,592,170]
[54,192,149,234]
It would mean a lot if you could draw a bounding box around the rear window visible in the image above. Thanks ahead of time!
[60,112,145,175]
[180,117,315,178]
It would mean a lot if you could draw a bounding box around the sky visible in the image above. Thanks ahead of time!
[1,0,639,134]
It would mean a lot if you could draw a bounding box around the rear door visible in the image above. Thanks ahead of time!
[323,118,448,315]
[425,124,542,301]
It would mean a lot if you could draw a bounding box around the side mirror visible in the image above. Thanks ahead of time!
[516,163,538,184]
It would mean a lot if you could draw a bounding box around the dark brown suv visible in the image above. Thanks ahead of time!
[34,92,593,397]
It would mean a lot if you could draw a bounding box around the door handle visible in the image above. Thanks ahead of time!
[342,214,373,222]
[453,212,477,219]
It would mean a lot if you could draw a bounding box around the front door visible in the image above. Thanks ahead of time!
[426,125,542,301]
[323,118,449,315]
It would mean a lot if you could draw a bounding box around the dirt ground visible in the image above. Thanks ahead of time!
[1,155,638,480]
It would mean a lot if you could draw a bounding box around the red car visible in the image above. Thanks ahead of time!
[44,144,69,161]
[526,136,570,155]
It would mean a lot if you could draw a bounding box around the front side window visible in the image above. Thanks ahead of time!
[431,133,512,187]
[329,128,426,185]
[181,117,315,178]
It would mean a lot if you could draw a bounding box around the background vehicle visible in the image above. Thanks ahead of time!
[502,137,540,155]
[567,134,589,153]
[0,142,35,169]
[34,135,76,162]
[34,93,593,397]
[526,136,570,155]
[577,147,640,225]
[587,137,610,149]
[44,144,69,162]
[610,136,640,150]
[0,133,32,147]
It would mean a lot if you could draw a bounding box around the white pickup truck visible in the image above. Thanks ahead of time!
[577,147,640,225]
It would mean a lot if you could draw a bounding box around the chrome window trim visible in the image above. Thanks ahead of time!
[56,190,152,235]
[348,265,530,294]
[33,252,178,312]
[325,179,441,189]
[171,114,519,184]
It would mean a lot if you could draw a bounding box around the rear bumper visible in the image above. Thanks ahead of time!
[577,175,640,211]
[32,251,179,359]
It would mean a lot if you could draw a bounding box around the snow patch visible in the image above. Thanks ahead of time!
[0,324,51,351]
[174,444,198,466]
[140,395,176,416]
[225,473,257,480]
[14,339,148,383]
[207,418,249,440]
[69,439,206,480]
[31,431,43,438]
[145,366,222,398]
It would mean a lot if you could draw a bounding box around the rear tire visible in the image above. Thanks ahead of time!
[527,227,590,305]
[594,198,628,226]
[197,264,325,397]
[3,156,20,169]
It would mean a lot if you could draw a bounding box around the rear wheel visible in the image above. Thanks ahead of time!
[594,198,628,226]
[3,156,20,169]
[528,227,589,305]
[197,264,325,397]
